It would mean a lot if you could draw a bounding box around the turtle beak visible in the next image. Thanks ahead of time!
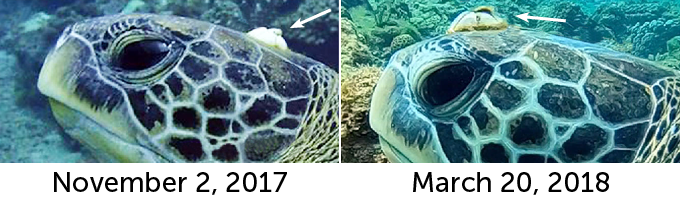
[37,32,95,109]
[37,35,103,125]
[39,34,75,88]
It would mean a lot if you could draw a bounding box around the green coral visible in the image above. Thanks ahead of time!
[374,0,410,27]
[658,36,680,70]
[341,18,376,71]
[536,2,599,42]
[406,0,462,37]
[667,36,680,59]
[390,34,415,53]
[629,18,680,57]
[340,65,386,163]
[591,2,670,41]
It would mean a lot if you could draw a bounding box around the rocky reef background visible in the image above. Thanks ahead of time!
[341,0,680,162]
[0,0,339,162]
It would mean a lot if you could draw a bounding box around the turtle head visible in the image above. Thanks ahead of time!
[39,13,338,163]
[369,33,496,163]
[37,14,213,162]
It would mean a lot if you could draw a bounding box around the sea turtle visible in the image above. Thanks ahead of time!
[37,14,339,163]
[369,7,680,163]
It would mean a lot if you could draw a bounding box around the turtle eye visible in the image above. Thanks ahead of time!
[117,40,170,71]
[421,64,474,106]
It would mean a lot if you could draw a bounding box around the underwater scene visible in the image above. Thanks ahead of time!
[341,0,680,163]
[0,0,340,163]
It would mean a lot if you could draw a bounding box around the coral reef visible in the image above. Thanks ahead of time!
[536,2,599,42]
[340,17,385,163]
[340,65,386,163]
[656,36,680,70]
[587,1,680,61]
[591,2,669,41]
[668,36,680,59]
[389,34,415,54]
[346,0,462,59]
[367,21,420,59]
[629,19,680,58]
[405,0,464,37]
[340,18,375,70]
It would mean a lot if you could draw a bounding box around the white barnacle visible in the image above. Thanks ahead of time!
[247,27,289,50]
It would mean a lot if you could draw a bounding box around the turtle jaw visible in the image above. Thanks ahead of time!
[47,98,164,162]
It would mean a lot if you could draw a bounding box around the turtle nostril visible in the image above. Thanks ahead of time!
[117,40,170,71]
[421,64,474,106]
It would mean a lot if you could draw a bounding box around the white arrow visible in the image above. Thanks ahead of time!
[291,9,332,28]
[516,13,566,23]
